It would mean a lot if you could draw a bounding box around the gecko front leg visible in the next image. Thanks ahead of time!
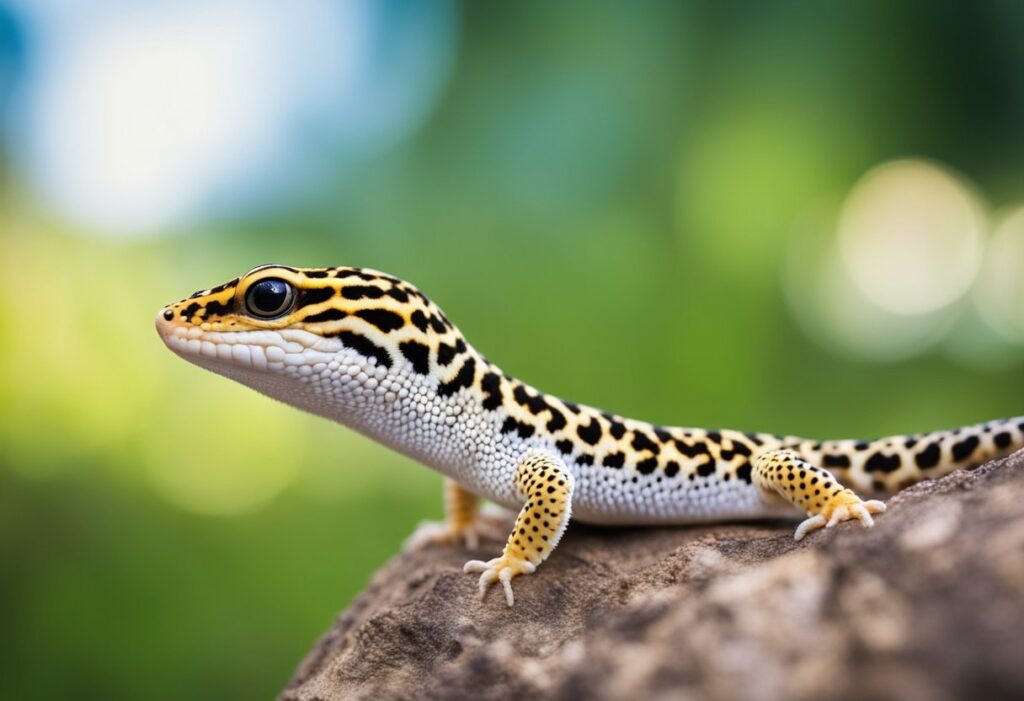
[753,449,886,541]
[405,479,482,550]
[463,451,574,606]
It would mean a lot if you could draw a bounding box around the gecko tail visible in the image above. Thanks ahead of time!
[788,416,1024,494]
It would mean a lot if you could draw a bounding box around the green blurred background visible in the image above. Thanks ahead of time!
[2,1,1024,698]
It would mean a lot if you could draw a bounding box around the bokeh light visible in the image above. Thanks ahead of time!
[785,201,956,362]
[837,159,985,316]
[3,0,456,236]
[939,304,1024,372]
[0,3,22,111]
[975,206,1024,345]
[784,159,1015,364]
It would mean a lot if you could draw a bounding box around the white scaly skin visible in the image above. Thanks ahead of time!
[157,264,1024,604]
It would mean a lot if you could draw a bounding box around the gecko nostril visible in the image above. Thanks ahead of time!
[163,309,174,321]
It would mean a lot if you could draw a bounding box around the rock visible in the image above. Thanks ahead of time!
[281,451,1024,701]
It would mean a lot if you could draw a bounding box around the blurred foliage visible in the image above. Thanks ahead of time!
[2,2,1024,700]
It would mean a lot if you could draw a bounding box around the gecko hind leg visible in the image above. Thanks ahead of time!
[753,449,886,541]
[463,451,574,606]
[405,479,482,551]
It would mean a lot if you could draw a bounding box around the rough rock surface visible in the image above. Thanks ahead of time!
[282,451,1024,701]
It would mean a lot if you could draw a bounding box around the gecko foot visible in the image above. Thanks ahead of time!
[794,493,887,541]
[404,520,481,552]
[463,555,536,607]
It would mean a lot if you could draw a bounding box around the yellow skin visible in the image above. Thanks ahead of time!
[157,265,1024,606]
[463,453,574,606]
[752,450,887,541]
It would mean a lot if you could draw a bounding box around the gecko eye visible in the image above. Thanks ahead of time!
[244,278,295,318]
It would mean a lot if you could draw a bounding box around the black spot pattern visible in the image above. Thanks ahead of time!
[546,408,567,432]
[399,341,430,374]
[436,343,456,366]
[480,372,503,410]
[333,269,376,281]
[500,416,535,438]
[437,358,476,397]
[674,439,707,458]
[696,459,716,477]
[577,419,602,446]
[636,458,658,475]
[602,452,625,468]
[526,395,549,416]
[297,287,336,308]
[410,310,429,333]
[631,431,658,453]
[730,441,753,457]
[864,452,901,473]
[428,314,447,334]
[355,308,404,333]
[204,298,233,318]
[823,454,851,468]
[952,435,979,462]
[337,331,392,368]
[341,285,385,300]
[304,308,348,323]
[513,385,531,406]
[915,442,941,469]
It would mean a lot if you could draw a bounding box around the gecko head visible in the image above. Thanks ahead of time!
[156,264,335,399]
[156,263,456,412]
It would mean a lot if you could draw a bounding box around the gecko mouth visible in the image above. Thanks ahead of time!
[155,311,341,372]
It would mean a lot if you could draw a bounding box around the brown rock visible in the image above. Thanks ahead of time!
[282,450,1024,701]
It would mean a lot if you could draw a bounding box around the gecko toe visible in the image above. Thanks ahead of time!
[794,514,826,541]
[864,499,887,514]
[463,559,487,573]
[851,503,875,527]
[826,506,850,528]
[463,555,535,606]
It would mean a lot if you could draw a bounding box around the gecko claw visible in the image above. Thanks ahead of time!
[826,505,851,528]
[794,514,826,541]
[464,556,536,606]
[794,496,887,541]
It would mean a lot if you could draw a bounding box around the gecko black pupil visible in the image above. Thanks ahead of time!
[246,278,293,318]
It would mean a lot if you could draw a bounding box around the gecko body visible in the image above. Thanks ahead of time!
[157,265,1024,605]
